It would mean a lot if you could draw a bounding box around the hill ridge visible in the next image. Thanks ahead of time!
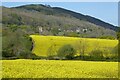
[14,4,118,31]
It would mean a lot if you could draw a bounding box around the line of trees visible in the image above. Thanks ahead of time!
[46,39,118,61]
[60,45,117,61]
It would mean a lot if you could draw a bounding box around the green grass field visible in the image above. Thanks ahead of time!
[2,60,118,78]
[30,35,118,57]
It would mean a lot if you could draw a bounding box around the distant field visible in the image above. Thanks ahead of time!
[2,60,118,78]
[30,35,118,57]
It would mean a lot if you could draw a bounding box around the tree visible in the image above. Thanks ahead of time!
[2,25,32,59]
[51,27,59,36]
[47,43,57,58]
[57,44,76,60]
[117,27,120,40]
[117,27,120,61]
[74,39,88,57]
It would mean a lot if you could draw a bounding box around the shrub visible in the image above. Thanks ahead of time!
[98,36,115,40]
[57,44,76,60]
[47,56,60,60]
[17,51,31,59]
[2,49,15,57]
[90,50,103,59]
[66,32,79,37]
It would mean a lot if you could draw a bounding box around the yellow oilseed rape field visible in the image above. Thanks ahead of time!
[30,35,118,57]
[2,60,118,78]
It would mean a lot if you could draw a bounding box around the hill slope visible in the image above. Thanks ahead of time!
[2,4,118,38]
[15,4,118,31]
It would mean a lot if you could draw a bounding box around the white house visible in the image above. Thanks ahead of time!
[76,28,80,33]
[39,26,43,34]
[82,29,87,32]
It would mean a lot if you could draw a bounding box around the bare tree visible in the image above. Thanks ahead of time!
[47,39,57,58]
[74,39,88,58]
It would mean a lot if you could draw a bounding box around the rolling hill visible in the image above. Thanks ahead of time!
[15,4,118,31]
[2,4,118,38]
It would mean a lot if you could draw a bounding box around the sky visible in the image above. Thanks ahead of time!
[2,2,118,26]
